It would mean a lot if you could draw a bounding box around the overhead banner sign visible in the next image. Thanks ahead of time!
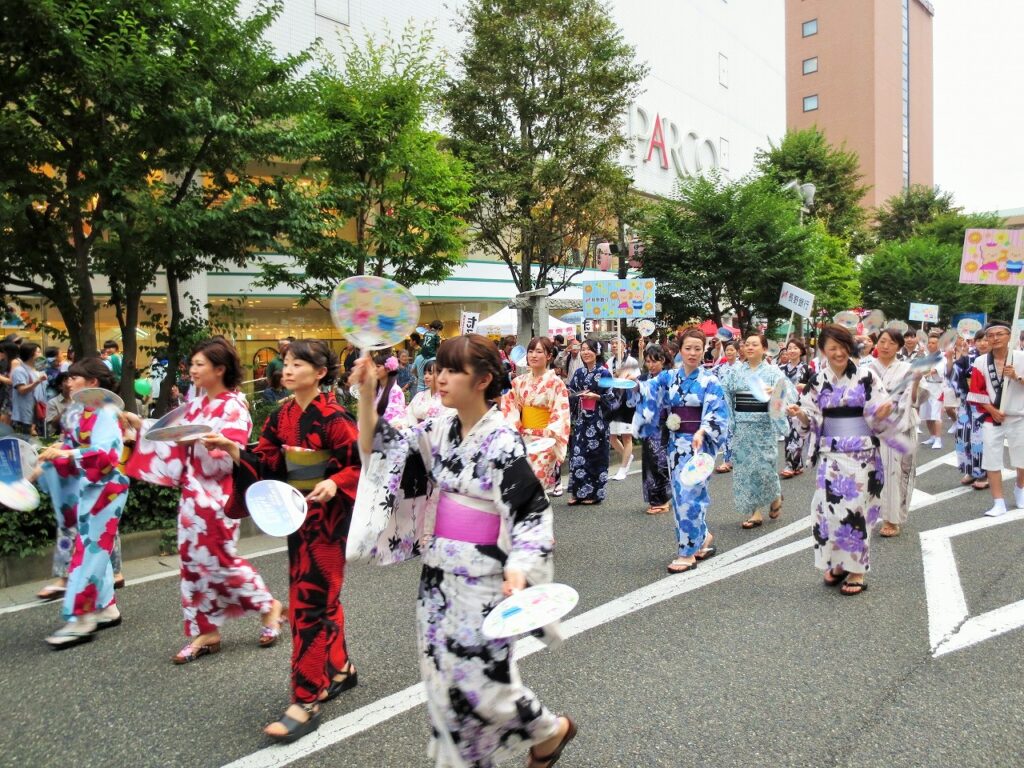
[909,303,939,323]
[582,278,656,320]
[778,282,814,318]
[459,311,480,336]
[960,229,1024,285]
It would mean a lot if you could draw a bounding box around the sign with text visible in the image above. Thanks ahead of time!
[582,279,657,320]
[959,229,1024,286]
[459,311,480,336]
[909,303,939,323]
[778,282,814,318]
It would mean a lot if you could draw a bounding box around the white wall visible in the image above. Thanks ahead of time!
[242,0,786,197]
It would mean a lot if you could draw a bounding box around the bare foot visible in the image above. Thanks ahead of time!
[262,598,284,629]
[264,703,318,737]
[531,716,572,763]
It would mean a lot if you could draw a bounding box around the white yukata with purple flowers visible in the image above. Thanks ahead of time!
[368,406,562,768]
[797,362,906,575]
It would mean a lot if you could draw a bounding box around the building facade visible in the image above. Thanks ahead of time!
[7,1,786,360]
[785,0,934,211]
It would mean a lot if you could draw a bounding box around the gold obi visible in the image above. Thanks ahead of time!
[283,447,331,491]
[522,405,551,430]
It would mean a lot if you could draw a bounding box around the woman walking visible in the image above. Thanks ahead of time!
[502,337,571,495]
[408,359,452,425]
[865,328,920,538]
[635,330,730,573]
[207,340,361,742]
[949,330,988,490]
[719,333,786,528]
[567,340,617,505]
[788,324,900,596]
[638,345,672,514]
[779,339,809,479]
[372,351,408,427]
[36,358,129,648]
[126,337,283,663]
[354,334,577,768]
[713,341,739,474]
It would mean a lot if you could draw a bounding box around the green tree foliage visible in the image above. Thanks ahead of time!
[803,220,860,319]
[640,174,810,332]
[755,128,870,246]
[861,236,1000,325]
[445,0,648,304]
[0,0,311,412]
[260,27,474,308]
[874,184,956,242]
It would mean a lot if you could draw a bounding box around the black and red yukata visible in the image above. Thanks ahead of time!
[230,392,361,705]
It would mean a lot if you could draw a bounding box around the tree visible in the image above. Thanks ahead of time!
[860,236,1001,326]
[874,184,956,242]
[640,174,810,332]
[755,128,870,246]
[0,0,311,411]
[259,27,474,308]
[802,220,860,320]
[445,0,648,330]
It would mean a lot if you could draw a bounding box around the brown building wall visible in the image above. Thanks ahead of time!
[785,0,933,213]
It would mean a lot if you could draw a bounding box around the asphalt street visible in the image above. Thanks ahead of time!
[2,440,1023,768]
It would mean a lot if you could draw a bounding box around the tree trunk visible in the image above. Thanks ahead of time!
[154,268,183,418]
[72,242,99,358]
[115,289,142,415]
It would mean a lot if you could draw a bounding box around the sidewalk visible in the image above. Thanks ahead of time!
[0,531,283,612]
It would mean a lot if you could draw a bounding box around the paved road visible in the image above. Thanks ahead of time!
[2,444,1023,768]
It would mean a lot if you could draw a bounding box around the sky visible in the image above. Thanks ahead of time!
[933,0,1024,214]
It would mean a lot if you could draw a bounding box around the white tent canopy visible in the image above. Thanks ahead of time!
[476,306,577,339]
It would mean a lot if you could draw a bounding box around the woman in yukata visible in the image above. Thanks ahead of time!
[206,340,362,743]
[788,324,902,596]
[635,329,730,573]
[125,337,284,663]
[719,333,786,528]
[354,334,577,768]
[778,339,810,480]
[35,358,129,648]
[372,350,408,428]
[638,344,672,515]
[409,360,453,425]
[566,339,617,506]
[502,337,571,497]
[948,329,988,491]
[863,327,920,539]
[712,340,739,474]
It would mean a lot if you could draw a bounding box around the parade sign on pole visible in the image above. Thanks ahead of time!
[960,229,1024,331]
[778,282,814,318]
[582,278,657,320]
[459,311,480,336]
[909,303,939,323]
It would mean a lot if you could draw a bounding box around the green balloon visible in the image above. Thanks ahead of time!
[134,379,152,398]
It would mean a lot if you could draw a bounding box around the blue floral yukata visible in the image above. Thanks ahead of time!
[367,407,562,768]
[637,372,670,507]
[567,365,617,502]
[635,367,730,557]
[797,362,906,575]
[719,361,786,516]
[949,351,985,481]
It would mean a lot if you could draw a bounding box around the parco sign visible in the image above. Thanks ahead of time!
[627,103,721,178]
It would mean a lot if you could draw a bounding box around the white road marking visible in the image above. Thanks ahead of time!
[916,451,958,475]
[0,544,288,617]
[219,528,813,768]
[920,509,1024,657]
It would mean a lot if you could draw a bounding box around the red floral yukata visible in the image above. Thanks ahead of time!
[229,392,361,704]
[127,390,275,636]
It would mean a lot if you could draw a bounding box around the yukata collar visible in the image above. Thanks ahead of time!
[822,360,858,382]
[450,404,500,444]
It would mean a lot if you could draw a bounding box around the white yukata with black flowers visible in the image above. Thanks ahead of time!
[368,406,562,768]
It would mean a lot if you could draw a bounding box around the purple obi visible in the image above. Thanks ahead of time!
[670,405,703,434]
[822,407,870,438]
[434,493,501,545]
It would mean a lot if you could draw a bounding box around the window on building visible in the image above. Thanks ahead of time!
[802,19,818,37]
[315,0,349,25]
[718,53,729,87]
[802,57,818,75]
[719,138,730,171]
[803,94,819,112]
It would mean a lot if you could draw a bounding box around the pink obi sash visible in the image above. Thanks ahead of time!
[434,493,501,545]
